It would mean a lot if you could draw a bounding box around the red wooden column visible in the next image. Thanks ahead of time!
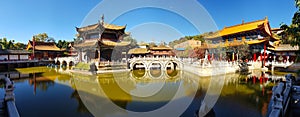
[32,37,35,60]
[263,41,267,67]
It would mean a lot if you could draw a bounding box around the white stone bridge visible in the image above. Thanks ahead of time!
[55,57,79,67]
[128,56,183,71]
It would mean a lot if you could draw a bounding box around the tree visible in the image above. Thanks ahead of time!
[33,33,55,42]
[56,40,70,49]
[169,34,205,48]
[193,35,205,43]
[123,35,138,50]
[225,43,249,60]
[191,47,206,58]
[280,0,300,52]
[0,38,15,49]
[13,42,26,49]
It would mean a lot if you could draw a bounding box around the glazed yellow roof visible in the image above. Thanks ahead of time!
[221,20,266,36]
[77,22,126,32]
[26,41,61,51]
[101,40,131,46]
[246,40,266,45]
[74,39,98,48]
[74,39,130,48]
[198,40,267,49]
[128,48,150,54]
[206,18,271,38]
[103,23,126,30]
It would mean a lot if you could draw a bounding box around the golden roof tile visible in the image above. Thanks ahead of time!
[26,41,61,51]
[74,39,98,48]
[101,40,130,46]
[128,48,150,54]
[76,22,126,32]
[206,17,271,38]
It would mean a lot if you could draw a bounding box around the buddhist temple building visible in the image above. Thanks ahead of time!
[268,44,299,62]
[150,46,175,57]
[128,48,150,57]
[74,16,131,63]
[269,28,299,62]
[26,40,62,60]
[203,17,280,61]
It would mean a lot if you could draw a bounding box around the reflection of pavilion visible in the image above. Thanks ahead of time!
[70,71,205,116]
[28,74,55,95]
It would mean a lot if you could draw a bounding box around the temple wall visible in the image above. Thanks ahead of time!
[9,55,18,60]
[0,55,8,60]
[20,55,28,60]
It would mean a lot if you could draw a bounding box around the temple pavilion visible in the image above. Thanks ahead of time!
[74,17,130,63]
[26,40,62,60]
[204,17,280,61]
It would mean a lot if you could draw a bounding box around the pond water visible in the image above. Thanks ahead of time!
[0,67,291,117]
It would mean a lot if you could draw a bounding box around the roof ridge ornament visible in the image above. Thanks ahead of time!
[101,14,104,25]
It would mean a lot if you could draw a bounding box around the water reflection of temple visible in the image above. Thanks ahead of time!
[5,66,290,117]
[131,69,181,80]
[69,70,282,116]
[70,71,209,116]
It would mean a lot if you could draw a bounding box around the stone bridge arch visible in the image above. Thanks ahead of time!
[148,61,164,70]
[130,61,147,70]
[164,60,181,71]
[55,57,78,68]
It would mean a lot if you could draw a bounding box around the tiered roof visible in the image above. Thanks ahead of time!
[74,39,131,49]
[76,22,126,32]
[74,39,98,48]
[101,40,131,46]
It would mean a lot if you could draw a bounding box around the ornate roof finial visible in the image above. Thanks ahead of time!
[101,14,104,25]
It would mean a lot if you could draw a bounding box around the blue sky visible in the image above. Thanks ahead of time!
[0,0,297,43]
